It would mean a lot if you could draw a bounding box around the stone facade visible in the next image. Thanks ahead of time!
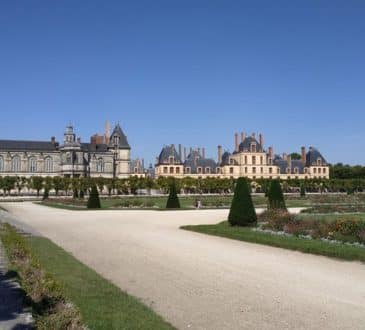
[155,132,330,180]
[0,123,134,178]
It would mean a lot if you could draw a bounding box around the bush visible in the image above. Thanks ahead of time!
[260,210,293,231]
[300,184,306,197]
[87,185,101,209]
[228,177,257,226]
[267,180,286,210]
[166,181,180,209]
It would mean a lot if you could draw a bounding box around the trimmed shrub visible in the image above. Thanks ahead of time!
[228,177,257,226]
[166,181,180,209]
[267,180,286,210]
[87,185,101,209]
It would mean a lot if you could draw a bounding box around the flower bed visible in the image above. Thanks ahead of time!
[259,210,365,246]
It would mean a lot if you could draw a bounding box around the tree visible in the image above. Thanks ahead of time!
[87,185,101,209]
[228,177,257,226]
[290,152,302,160]
[166,180,180,209]
[267,180,286,210]
[300,183,306,197]
[31,176,44,197]
[42,187,49,200]
[52,176,63,196]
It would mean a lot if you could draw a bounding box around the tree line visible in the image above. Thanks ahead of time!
[0,175,364,197]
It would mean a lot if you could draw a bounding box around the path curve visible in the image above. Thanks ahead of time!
[1,202,365,330]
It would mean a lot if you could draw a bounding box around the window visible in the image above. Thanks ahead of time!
[318,168,322,174]
[197,167,202,174]
[260,156,263,164]
[229,167,234,174]
[29,157,37,172]
[323,168,326,174]
[185,167,191,174]
[169,156,174,164]
[304,168,308,174]
[11,156,21,172]
[0,156,4,172]
[244,156,247,164]
[230,158,234,165]
[251,143,256,152]
[134,167,138,173]
[269,167,272,174]
[45,157,53,173]
[252,167,256,174]
[216,168,221,174]
[163,167,168,174]
[313,168,317,174]
[286,167,291,174]
[252,156,256,165]
[245,167,248,174]
[169,167,174,174]
[205,167,210,174]
[294,167,299,174]
[96,158,104,172]
[277,168,280,174]
[317,158,322,166]
[176,167,180,174]
[260,167,263,174]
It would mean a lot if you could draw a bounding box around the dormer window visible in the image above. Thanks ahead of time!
[205,167,211,174]
[169,156,174,164]
[185,167,191,174]
[197,167,202,174]
[230,158,234,165]
[251,143,257,153]
[216,167,221,174]
[286,167,291,174]
[317,158,322,166]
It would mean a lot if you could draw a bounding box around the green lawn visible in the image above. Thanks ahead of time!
[181,221,365,262]
[27,236,174,330]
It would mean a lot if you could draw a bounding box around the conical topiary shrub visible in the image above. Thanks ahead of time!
[87,185,101,209]
[300,183,306,197]
[267,179,286,210]
[228,177,257,226]
[166,180,180,209]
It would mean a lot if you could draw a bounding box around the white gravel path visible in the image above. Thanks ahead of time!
[1,202,365,330]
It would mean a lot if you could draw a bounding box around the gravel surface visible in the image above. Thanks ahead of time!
[1,202,365,330]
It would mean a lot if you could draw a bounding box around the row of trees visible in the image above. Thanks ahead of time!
[0,175,365,197]
[330,163,365,180]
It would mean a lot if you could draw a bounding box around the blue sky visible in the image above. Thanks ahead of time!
[1,1,364,165]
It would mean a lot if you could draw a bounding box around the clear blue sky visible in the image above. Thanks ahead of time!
[1,1,364,165]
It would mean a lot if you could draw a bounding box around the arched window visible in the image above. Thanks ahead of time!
[0,156,4,172]
[96,158,104,172]
[11,156,21,172]
[45,157,53,173]
[29,157,37,172]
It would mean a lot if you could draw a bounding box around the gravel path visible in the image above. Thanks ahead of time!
[1,202,365,330]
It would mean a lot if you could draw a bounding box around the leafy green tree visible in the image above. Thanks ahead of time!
[267,180,287,210]
[31,176,44,197]
[87,185,101,209]
[228,177,257,226]
[52,176,63,196]
[2,176,17,195]
[290,152,302,160]
[166,180,180,209]
[42,187,49,200]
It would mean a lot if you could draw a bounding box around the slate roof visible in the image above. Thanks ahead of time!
[237,136,263,153]
[306,147,327,167]
[108,124,130,149]
[273,158,306,174]
[81,143,109,153]
[157,145,182,164]
[0,140,58,152]
[184,151,217,174]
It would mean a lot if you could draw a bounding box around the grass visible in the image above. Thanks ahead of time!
[181,221,365,263]
[26,235,174,330]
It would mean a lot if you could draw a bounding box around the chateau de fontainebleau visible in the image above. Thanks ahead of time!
[0,122,329,180]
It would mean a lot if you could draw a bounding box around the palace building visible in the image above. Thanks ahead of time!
[155,132,330,180]
[0,123,141,178]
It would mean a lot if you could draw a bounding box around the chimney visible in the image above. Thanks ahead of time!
[217,145,222,164]
[301,146,306,165]
[77,137,81,143]
[190,147,193,155]
[234,133,239,152]
[241,132,246,142]
[178,144,182,161]
[252,132,256,139]
[197,147,201,156]
[184,147,187,161]
[287,154,292,168]
[202,147,206,158]
[283,153,287,161]
[51,136,56,145]
[268,146,273,159]
[259,133,264,148]
[104,120,110,144]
